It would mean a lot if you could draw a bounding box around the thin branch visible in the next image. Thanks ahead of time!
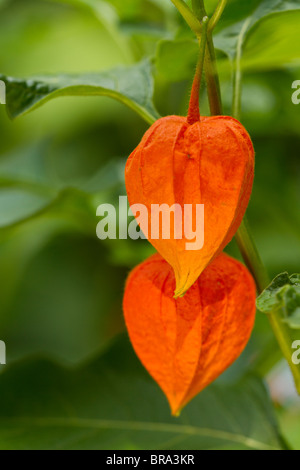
[187,16,209,124]
[209,0,228,31]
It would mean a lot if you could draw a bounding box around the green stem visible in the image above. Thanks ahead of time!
[236,222,300,391]
[209,0,228,31]
[268,314,300,393]
[235,219,269,292]
[170,0,202,35]
[192,0,223,115]
[205,37,223,115]
[192,0,206,18]
[187,16,209,124]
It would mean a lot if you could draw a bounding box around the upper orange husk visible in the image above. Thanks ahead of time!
[125,115,255,297]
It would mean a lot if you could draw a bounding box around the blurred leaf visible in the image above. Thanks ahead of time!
[257,273,300,329]
[52,0,118,23]
[49,0,170,54]
[0,143,58,228]
[215,0,300,61]
[214,0,300,80]
[0,336,286,450]
[0,144,124,229]
[0,142,55,187]
[47,0,134,62]
[105,0,169,22]
[64,0,170,23]
[240,11,300,71]
[155,38,227,82]
[0,188,55,228]
[156,39,198,81]
[0,60,159,124]
[2,233,126,363]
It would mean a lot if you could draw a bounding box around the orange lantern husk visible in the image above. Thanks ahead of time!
[125,115,254,298]
[123,252,257,416]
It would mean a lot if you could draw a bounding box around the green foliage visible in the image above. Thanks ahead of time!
[0,60,159,124]
[0,0,300,450]
[215,0,300,60]
[257,273,300,329]
[0,337,286,450]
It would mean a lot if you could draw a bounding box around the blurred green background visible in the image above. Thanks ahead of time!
[0,0,299,450]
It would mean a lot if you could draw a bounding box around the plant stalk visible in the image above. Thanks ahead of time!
[172,0,300,393]
[192,0,223,115]
[187,16,209,124]
[170,0,202,35]
[208,28,300,394]
[209,0,228,32]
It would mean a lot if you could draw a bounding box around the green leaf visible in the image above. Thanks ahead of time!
[290,274,300,286]
[60,0,170,22]
[257,273,300,330]
[0,336,286,450]
[256,272,291,313]
[214,0,300,79]
[280,287,300,329]
[0,140,126,229]
[0,188,54,228]
[215,0,300,61]
[241,11,300,71]
[0,60,159,124]
[1,231,127,363]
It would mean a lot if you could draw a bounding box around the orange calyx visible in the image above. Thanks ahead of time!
[123,252,257,415]
[125,115,255,298]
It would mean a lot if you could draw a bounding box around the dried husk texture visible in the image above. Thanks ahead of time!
[123,252,257,416]
[125,115,255,297]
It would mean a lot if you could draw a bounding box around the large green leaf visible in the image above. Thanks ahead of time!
[215,0,300,72]
[0,336,287,450]
[240,11,300,71]
[0,60,159,124]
